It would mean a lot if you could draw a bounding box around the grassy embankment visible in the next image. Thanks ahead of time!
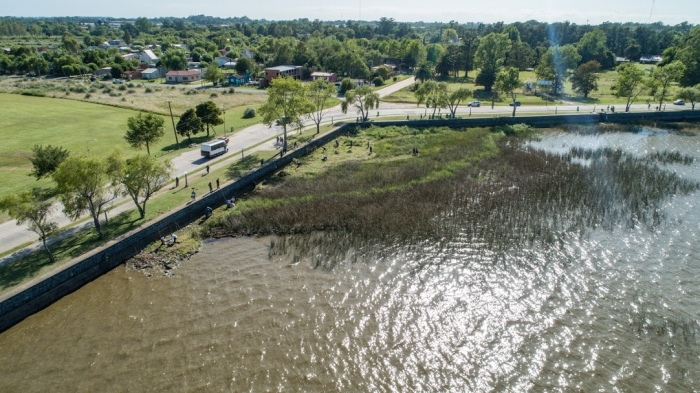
[0,121,336,294]
[383,65,680,107]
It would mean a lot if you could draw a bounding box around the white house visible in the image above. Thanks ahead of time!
[214,56,234,67]
[141,68,161,80]
[140,49,159,64]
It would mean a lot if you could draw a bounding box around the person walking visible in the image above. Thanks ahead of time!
[191,188,196,202]
[175,176,179,187]
[206,165,210,174]
[216,178,220,189]
[208,182,213,193]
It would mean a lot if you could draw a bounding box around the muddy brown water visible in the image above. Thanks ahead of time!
[1,128,699,392]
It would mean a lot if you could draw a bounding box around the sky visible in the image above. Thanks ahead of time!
[3,0,700,25]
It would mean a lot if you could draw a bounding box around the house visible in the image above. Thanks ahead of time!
[141,68,161,80]
[227,71,251,86]
[262,65,303,87]
[140,49,159,64]
[165,69,201,84]
[311,72,337,83]
[222,61,237,69]
[615,56,630,64]
[215,56,234,67]
[640,54,663,64]
[122,53,139,61]
[108,39,122,47]
[94,67,112,78]
[123,70,142,80]
[187,61,202,69]
[2,48,10,55]
[240,49,255,59]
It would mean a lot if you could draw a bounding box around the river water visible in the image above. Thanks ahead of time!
[1,128,699,392]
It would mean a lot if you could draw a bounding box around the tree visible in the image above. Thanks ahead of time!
[235,57,254,75]
[53,154,122,240]
[125,112,165,155]
[415,61,434,83]
[29,144,69,180]
[204,63,223,85]
[494,67,522,117]
[577,30,609,65]
[461,32,479,79]
[0,190,57,262]
[570,61,601,98]
[340,78,354,94]
[444,88,472,118]
[176,108,203,143]
[160,48,187,71]
[535,45,581,94]
[307,79,335,134]
[612,63,648,112]
[474,33,511,92]
[110,154,172,219]
[677,86,700,110]
[341,85,380,122]
[414,80,447,118]
[195,101,224,137]
[403,39,427,69]
[648,61,686,110]
[258,77,314,151]
[675,27,700,87]
[61,32,80,55]
[375,65,392,81]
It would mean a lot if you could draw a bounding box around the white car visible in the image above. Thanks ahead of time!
[467,101,481,107]
[673,99,685,105]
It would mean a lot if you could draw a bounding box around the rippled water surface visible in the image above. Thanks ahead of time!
[1,129,699,392]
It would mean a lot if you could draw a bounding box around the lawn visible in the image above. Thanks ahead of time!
[382,65,681,107]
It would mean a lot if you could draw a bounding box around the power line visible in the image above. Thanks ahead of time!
[649,0,656,23]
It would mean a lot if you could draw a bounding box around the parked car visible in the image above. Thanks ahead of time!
[509,101,522,106]
[112,78,123,84]
[467,101,481,107]
[673,99,685,105]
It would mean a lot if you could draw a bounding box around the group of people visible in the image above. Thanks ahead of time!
[160,233,178,247]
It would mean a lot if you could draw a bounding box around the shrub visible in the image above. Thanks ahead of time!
[102,87,112,94]
[127,89,136,94]
[243,107,256,119]
[88,87,97,93]
[372,76,384,87]
[118,84,127,91]
[210,92,218,98]
[393,76,398,82]
[19,89,46,97]
[84,93,91,99]
[127,82,135,88]
[228,87,235,94]
[145,87,153,93]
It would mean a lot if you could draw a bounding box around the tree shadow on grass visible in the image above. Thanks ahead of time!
[226,154,261,180]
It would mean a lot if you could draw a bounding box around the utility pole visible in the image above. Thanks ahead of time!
[167,100,179,149]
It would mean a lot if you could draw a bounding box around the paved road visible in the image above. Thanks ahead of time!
[0,74,689,261]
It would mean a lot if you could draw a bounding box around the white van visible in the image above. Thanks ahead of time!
[200,139,228,158]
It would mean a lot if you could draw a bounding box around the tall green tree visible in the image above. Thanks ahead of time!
[29,144,69,180]
[0,190,57,262]
[461,32,479,79]
[341,85,380,122]
[52,154,122,240]
[494,67,522,117]
[414,80,447,118]
[258,77,313,151]
[195,101,224,137]
[474,33,511,92]
[535,45,581,94]
[176,108,203,143]
[160,48,187,71]
[415,61,435,83]
[307,79,335,134]
[676,86,700,110]
[444,88,472,118]
[125,112,165,155]
[648,61,686,110]
[612,63,648,112]
[109,154,172,219]
[204,63,223,85]
[570,61,601,98]
[577,30,609,65]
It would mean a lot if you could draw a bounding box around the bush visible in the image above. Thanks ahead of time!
[210,92,218,98]
[144,87,153,93]
[20,89,46,97]
[242,107,256,119]
[102,87,112,94]
[84,93,91,99]
[393,76,397,82]
[228,87,235,94]
[118,84,127,91]
[372,76,384,87]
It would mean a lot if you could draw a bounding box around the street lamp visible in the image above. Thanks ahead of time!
[184,171,188,187]
[86,139,96,153]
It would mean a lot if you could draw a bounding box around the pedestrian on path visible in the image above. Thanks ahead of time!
[191,188,196,201]
[175,176,179,188]
[208,182,213,193]
[216,178,220,189]
[206,165,210,175]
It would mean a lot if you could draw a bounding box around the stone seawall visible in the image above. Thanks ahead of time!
[2,110,699,333]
